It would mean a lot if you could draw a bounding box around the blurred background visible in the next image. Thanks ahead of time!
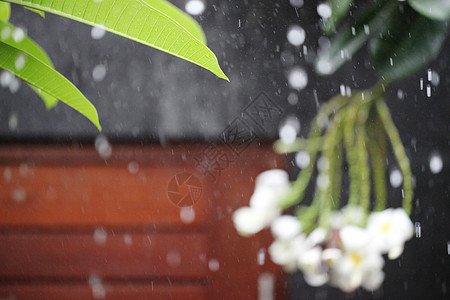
[0,0,448,299]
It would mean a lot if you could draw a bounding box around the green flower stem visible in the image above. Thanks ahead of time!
[342,102,360,206]
[318,113,343,228]
[356,124,371,214]
[273,137,322,154]
[375,99,414,215]
[368,112,387,211]
[280,95,348,209]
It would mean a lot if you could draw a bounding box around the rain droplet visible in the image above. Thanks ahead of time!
[295,150,310,168]
[8,112,18,131]
[123,234,133,246]
[286,25,305,46]
[363,24,370,35]
[185,0,205,15]
[92,64,107,82]
[0,71,13,87]
[127,161,139,174]
[12,27,25,43]
[414,222,421,238]
[12,188,26,203]
[91,26,106,40]
[288,67,308,90]
[166,251,181,267]
[89,274,106,299]
[287,92,298,105]
[317,174,330,190]
[1,27,11,40]
[317,3,332,19]
[317,157,329,171]
[390,169,403,188]
[257,248,266,266]
[93,228,108,246]
[14,54,26,70]
[279,117,300,144]
[430,70,440,86]
[397,89,405,100]
[8,77,20,93]
[426,84,431,97]
[429,153,443,174]
[340,84,346,96]
[95,135,112,160]
[208,258,220,272]
[180,207,196,224]
[3,167,12,182]
[419,78,424,90]
[289,0,304,8]
[316,59,332,74]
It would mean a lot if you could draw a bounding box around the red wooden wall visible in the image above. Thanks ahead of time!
[0,143,286,299]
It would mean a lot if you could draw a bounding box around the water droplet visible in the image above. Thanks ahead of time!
[185,0,205,15]
[279,117,300,144]
[317,174,330,190]
[419,78,424,90]
[208,258,220,271]
[257,248,266,266]
[89,274,106,299]
[287,92,298,105]
[389,169,403,188]
[286,25,305,46]
[180,207,196,224]
[426,84,431,97]
[397,89,405,100]
[317,3,332,19]
[295,150,310,168]
[14,54,26,70]
[92,64,107,82]
[93,228,108,246]
[3,167,12,182]
[363,24,370,35]
[166,251,181,267]
[317,157,329,171]
[8,77,20,93]
[288,67,308,90]
[414,222,421,238]
[127,161,139,174]
[0,71,13,87]
[429,153,443,174]
[12,188,26,203]
[123,234,133,246]
[8,112,18,131]
[1,27,11,40]
[430,70,440,86]
[316,59,332,74]
[340,84,346,96]
[12,27,25,43]
[289,0,304,8]
[95,135,112,159]
[91,26,106,40]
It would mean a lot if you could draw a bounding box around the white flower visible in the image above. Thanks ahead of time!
[298,247,329,286]
[269,235,307,272]
[329,225,385,292]
[305,227,327,247]
[232,206,279,236]
[329,205,365,229]
[366,208,414,259]
[271,215,302,240]
[233,169,290,236]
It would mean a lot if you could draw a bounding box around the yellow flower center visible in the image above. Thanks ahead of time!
[351,253,361,265]
[381,222,392,233]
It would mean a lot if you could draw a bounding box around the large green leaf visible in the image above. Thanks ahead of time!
[0,41,101,130]
[315,0,397,75]
[370,6,449,82]
[322,0,354,35]
[0,20,57,108]
[0,2,10,21]
[408,0,450,21]
[2,0,228,80]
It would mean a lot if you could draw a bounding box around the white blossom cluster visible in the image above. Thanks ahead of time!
[232,170,414,293]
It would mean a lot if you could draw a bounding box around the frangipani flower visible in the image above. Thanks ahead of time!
[367,208,414,259]
[233,169,291,236]
[269,235,307,272]
[271,215,302,240]
[298,246,329,286]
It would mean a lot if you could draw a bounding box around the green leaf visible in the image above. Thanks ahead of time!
[315,0,397,75]
[322,0,354,35]
[2,0,228,80]
[408,0,450,21]
[0,20,57,108]
[25,7,45,18]
[370,6,449,82]
[0,2,10,21]
[0,41,101,130]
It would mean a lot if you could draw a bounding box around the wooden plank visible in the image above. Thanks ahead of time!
[0,284,208,300]
[0,165,208,227]
[0,233,208,278]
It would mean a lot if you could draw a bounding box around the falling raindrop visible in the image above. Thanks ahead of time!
[257,248,266,265]
[426,84,431,97]
[14,54,26,70]
[340,84,345,96]
[12,27,25,43]
[317,157,329,171]
[89,274,106,299]
[95,135,112,159]
[317,3,332,19]
[93,228,108,246]
[185,0,205,15]
[127,161,139,174]
[167,251,182,267]
[414,222,421,238]
[390,169,403,188]
[279,117,300,144]
[317,173,330,190]
[92,64,107,82]
[288,67,308,90]
[123,234,133,246]
[397,89,405,100]
[295,150,310,168]
[12,188,26,203]
[8,112,18,131]
[429,153,443,174]
[289,0,304,8]
[0,71,13,87]
[287,92,298,105]
[180,207,196,224]
[1,26,11,40]
[286,25,305,46]
[208,258,220,272]
[8,77,20,93]
[91,26,106,40]
[430,70,440,86]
